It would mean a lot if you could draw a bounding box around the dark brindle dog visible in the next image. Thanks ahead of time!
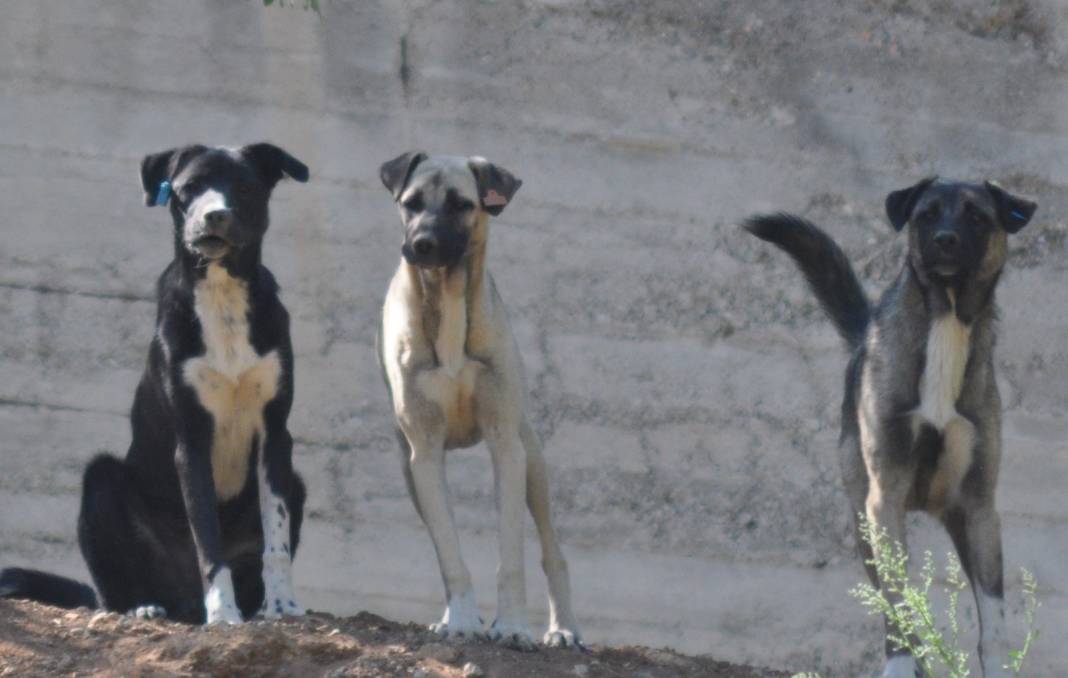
[1,143,309,624]
[745,178,1036,678]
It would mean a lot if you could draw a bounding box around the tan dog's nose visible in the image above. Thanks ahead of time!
[411,233,438,257]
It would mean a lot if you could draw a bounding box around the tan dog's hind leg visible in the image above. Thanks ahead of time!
[407,433,484,639]
[521,420,582,648]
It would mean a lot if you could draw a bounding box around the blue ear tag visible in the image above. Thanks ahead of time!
[1010,209,1026,221]
[155,181,172,206]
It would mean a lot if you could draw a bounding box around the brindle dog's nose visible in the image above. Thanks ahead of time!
[933,231,960,253]
[204,208,232,231]
[412,233,438,257]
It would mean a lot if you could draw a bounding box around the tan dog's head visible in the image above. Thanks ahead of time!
[379,152,522,268]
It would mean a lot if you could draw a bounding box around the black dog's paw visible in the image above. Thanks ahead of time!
[130,604,167,620]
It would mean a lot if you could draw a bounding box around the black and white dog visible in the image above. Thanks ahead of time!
[1,143,309,624]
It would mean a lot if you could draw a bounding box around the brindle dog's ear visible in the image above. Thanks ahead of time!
[242,143,310,188]
[985,181,1037,233]
[380,151,427,200]
[140,149,178,207]
[469,157,522,216]
[884,176,937,231]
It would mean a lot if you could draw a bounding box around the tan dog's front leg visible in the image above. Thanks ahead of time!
[406,435,484,640]
[484,426,535,650]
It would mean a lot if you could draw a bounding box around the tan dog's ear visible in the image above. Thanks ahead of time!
[380,151,427,200]
[884,176,937,231]
[985,182,1037,234]
[469,157,522,216]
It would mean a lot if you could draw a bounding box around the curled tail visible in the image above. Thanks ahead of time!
[0,567,97,609]
[744,213,870,350]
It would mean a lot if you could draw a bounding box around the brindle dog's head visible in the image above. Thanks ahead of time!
[886,177,1036,285]
[379,152,522,268]
[140,143,309,265]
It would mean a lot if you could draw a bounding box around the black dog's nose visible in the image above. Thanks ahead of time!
[933,231,959,252]
[411,234,438,257]
[204,209,232,230]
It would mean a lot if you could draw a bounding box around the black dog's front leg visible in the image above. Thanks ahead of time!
[257,411,303,618]
[173,389,243,624]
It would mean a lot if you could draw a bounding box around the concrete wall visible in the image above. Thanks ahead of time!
[1,1,1066,674]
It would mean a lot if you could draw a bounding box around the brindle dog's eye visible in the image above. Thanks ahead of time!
[402,194,424,212]
[918,203,940,222]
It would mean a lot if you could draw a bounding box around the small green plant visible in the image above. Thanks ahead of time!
[847,515,1040,677]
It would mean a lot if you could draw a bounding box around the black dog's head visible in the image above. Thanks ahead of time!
[379,151,522,268]
[140,143,309,265]
[886,177,1036,284]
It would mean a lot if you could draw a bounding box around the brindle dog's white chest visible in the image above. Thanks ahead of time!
[917,313,971,429]
[914,309,975,512]
[182,265,280,500]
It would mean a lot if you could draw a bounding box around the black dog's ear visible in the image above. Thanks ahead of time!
[140,149,178,207]
[885,176,937,231]
[242,143,310,188]
[140,145,210,207]
[468,157,522,216]
[380,151,427,200]
[985,181,1037,233]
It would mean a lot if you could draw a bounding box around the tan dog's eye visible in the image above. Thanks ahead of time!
[402,194,424,212]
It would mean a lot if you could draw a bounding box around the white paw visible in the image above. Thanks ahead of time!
[130,604,167,620]
[260,555,303,619]
[543,626,584,649]
[205,567,243,625]
[261,595,305,619]
[489,619,537,651]
[429,591,484,640]
[881,655,920,678]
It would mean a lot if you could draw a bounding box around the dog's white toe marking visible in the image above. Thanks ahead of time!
[429,590,484,639]
[205,566,242,624]
[489,618,537,651]
[881,655,919,678]
[130,604,167,620]
[543,626,583,649]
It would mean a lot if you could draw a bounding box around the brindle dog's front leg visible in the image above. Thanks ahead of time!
[861,412,920,678]
[172,387,242,624]
[944,418,1010,678]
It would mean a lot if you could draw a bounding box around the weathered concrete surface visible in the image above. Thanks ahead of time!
[1,1,1066,675]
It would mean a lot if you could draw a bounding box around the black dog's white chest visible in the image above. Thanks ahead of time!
[181,264,280,500]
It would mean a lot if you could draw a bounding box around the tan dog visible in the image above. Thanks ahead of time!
[376,152,581,650]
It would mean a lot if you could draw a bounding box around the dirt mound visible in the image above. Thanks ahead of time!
[0,599,787,678]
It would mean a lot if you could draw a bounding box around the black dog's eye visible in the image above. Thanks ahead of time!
[180,178,204,200]
[402,194,424,212]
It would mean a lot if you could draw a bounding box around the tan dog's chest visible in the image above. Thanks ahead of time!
[182,265,280,500]
[416,361,483,449]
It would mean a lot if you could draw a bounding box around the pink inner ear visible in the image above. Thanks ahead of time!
[483,190,509,207]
